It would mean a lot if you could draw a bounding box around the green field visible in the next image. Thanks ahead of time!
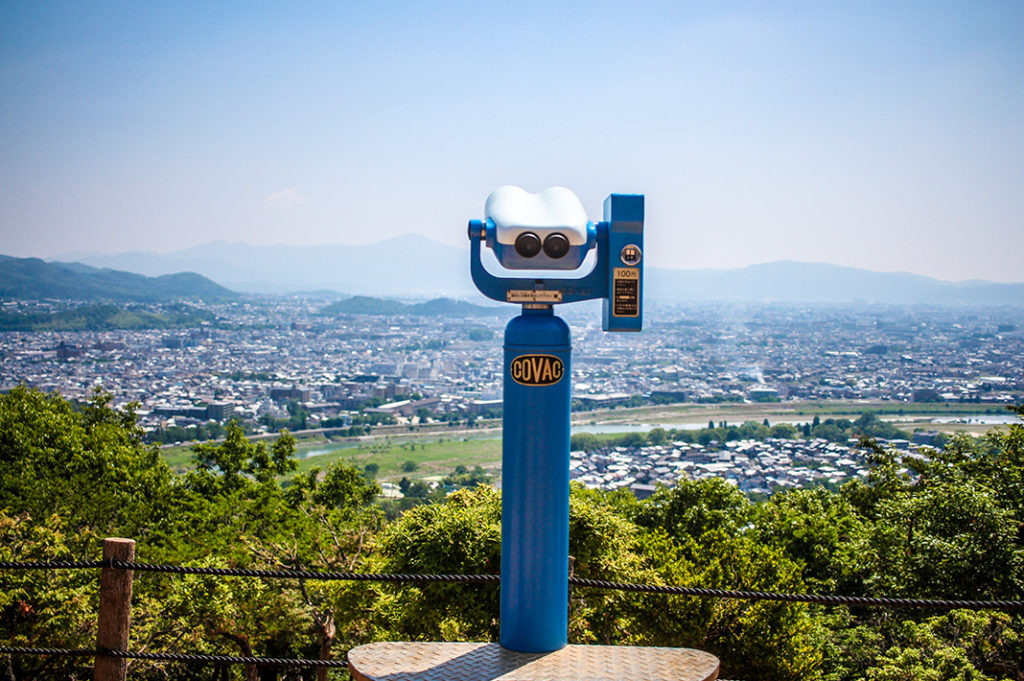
[159,400,1016,479]
[161,445,199,471]
[160,431,502,481]
[159,431,364,472]
[294,435,502,481]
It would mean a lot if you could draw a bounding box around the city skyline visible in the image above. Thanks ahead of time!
[3,2,1023,281]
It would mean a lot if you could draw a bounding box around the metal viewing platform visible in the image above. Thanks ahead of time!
[347,641,719,681]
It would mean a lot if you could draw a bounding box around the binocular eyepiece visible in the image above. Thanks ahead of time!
[514,232,571,260]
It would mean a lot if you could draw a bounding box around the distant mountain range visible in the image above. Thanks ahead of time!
[0,255,236,302]
[60,235,472,298]
[26,235,1024,305]
[319,296,501,317]
[647,261,1024,306]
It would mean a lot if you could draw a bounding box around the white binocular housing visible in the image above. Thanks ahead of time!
[483,186,596,270]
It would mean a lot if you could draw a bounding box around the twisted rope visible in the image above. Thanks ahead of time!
[110,560,502,584]
[3,559,1022,611]
[0,560,104,570]
[98,648,347,667]
[568,577,1024,610]
[0,646,346,667]
[0,646,94,657]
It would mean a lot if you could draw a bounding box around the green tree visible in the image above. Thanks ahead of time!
[0,510,103,679]
[812,422,845,442]
[442,465,493,490]
[618,432,646,448]
[770,423,799,439]
[570,432,602,452]
[631,528,823,681]
[698,429,717,446]
[287,463,381,511]
[844,419,1024,601]
[192,420,297,489]
[367,486,502,641]
[0,386,172,553]
[648,427,668,446]
[633,478,753,542]
[286,398,309,430]
[864,610,1022,681]
[753,487,867,592]
[165,430,379,677]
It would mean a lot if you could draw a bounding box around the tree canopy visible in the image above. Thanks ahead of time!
[1,387,1022,680]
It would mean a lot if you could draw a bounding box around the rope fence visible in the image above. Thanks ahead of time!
[0,646,347,667]
[0,559,104,570]
[112,559,504,584]
[568,576,1024,611]
[3,544,1023,680]
[4,558,1021,611]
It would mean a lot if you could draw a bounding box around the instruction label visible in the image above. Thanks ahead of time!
[612,267,640,317]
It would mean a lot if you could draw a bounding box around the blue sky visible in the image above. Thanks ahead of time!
[2,1,1022,281]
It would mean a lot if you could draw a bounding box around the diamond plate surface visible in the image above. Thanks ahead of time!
[348,642,719,681]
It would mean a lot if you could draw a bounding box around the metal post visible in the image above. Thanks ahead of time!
[94,537,135,681]
[500,307,571,652]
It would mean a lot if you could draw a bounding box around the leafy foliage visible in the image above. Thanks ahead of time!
[0,386,171,552]
[1,388,1023,681]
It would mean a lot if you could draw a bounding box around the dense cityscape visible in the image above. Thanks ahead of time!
[2,298,1021,430]
[2,298,1022,498]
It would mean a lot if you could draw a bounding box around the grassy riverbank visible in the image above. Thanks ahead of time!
[160,399,1015,477]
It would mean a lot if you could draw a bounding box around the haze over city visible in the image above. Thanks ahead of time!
[2,2,1022,282]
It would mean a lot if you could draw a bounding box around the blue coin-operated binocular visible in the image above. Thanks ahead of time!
[467,186,644,654]
[468,185,644,332]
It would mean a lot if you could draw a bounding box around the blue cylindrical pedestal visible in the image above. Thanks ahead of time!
[500,307,571,653]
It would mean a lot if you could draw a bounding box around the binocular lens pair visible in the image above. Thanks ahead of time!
[514,231,570,260]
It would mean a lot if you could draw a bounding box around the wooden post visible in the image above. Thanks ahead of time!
[94,538,135,681]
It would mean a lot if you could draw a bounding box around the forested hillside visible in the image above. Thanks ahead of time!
[0,255,236,302]
[0,303,218,331]
[318,296,501,318]
[1,387,1021,680]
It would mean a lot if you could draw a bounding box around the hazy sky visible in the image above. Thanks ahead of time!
[2,2,1022,281]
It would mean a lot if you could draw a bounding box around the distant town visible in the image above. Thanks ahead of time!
[572,436,866,499]
[2,296,1022,495]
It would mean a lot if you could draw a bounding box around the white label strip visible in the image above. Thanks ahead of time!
[507,290,563,303]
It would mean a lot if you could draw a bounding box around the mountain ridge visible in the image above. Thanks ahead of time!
[0,254,237,302]
[58,235,472,296]
[319,296,501,317]
[647,260,1024,305]
[39,237,1024,305]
